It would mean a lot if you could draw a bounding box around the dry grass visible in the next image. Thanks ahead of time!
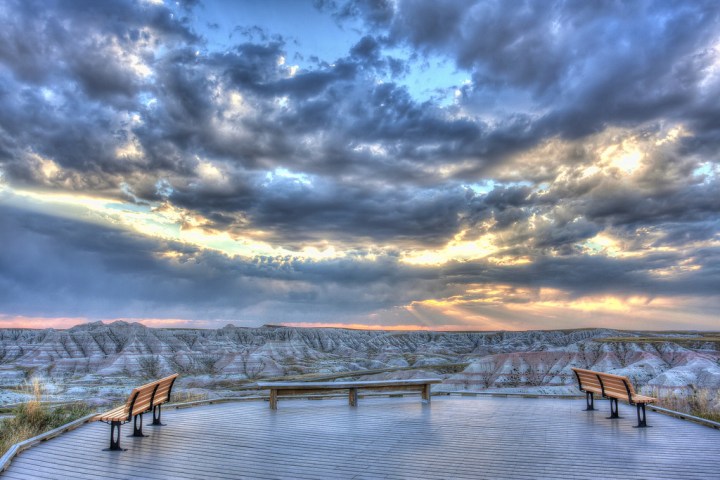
[651,386,720,423]
[170,389,210,404]
[0,378,93,457]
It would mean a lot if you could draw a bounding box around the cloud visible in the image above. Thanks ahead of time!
[316,0,395,28]
[0,204,449,325]
[0,0,718,329]
[334,0,720,156]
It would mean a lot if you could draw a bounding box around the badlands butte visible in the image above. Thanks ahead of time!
[1,321,719,405]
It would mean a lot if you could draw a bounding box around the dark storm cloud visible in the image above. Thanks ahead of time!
[516,153,720,248]
[442,247,720,299]
[0,0,194,90]
[321,0,720,177]
[0,79,135,189]
[0,0,199,192]
[0,205,441,321]
[580,181,720,228]
[0,0,510,220]
[165,167,475,247]
[381,0,720,143]
[3,201,709,325]
[2,0,719,187]
[247,182,471,246]
[0,204,256,317]
[0,0,506,199]
[474,173,720,256]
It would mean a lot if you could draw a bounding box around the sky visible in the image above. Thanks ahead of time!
[0,0,719,331]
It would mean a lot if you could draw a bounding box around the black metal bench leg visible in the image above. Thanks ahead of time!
[104,421,125,451]
[584,392,595,411]
[151,404,165,426]
[130,413,146,437]
[607,398,622,419]
[634,403,650,428]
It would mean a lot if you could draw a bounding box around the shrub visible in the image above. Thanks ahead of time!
[170,389,210,404]
[138,355,162,379]
[652,386,720,423]
[0,378,93,457]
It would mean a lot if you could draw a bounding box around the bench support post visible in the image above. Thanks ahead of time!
[634,403,650,428]
[584,392,595,411]
[130,413,146,437]
[151,404,165,426]
[607,398,622,419]
[422,384,431,403]
[104,421,125,451]
[269,389,278,410]
[349,387,358,407]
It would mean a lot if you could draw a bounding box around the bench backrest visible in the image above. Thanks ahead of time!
[571,368,603,393]
[595,371,635,401]
[124,373,179,420]
[571,368,635,401]
[151,373,179,405]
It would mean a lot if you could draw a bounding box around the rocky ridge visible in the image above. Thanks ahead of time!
[1,322,719,404]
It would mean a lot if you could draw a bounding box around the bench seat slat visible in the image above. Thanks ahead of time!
[257,378,441,390]
[93,405,128,422]
[273,383,431,397]
[631,394,656,403]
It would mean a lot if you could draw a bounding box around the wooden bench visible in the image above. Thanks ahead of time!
[571,368,656,427]
[257,378,442,410]
[91,373,178,450]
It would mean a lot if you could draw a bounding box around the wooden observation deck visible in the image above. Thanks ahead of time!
[3,396,719,479]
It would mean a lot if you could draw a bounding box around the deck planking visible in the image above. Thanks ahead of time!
[3,396,720,479]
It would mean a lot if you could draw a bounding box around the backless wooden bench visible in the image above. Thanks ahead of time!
[257,378,441,410]
[571,368,656,427]
[91,373,178,450]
